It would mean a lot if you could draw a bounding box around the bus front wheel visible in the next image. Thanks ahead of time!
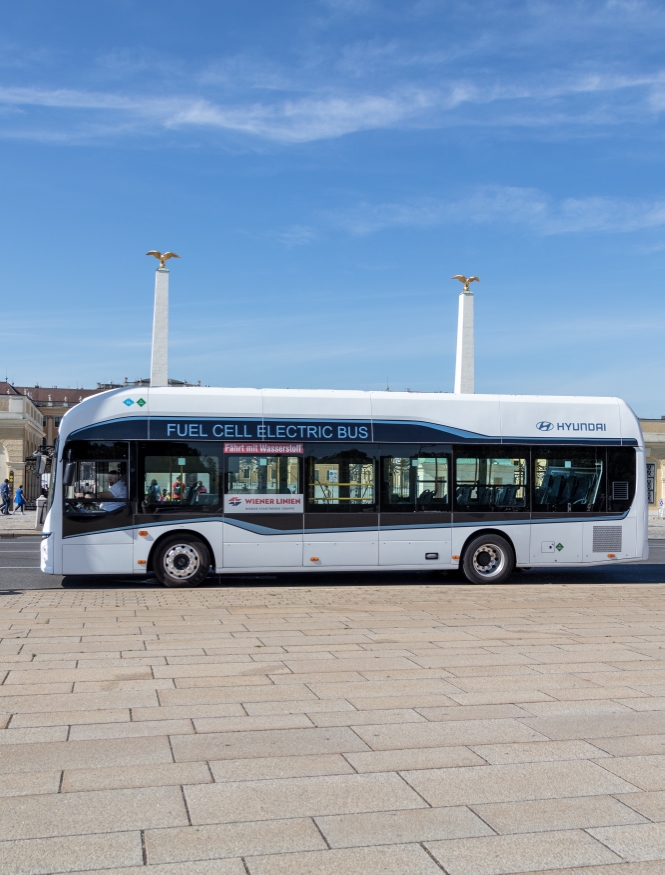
[461,534,514,585]
[153,535,211,588]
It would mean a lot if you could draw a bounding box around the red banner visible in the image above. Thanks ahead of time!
[223,442,304,455]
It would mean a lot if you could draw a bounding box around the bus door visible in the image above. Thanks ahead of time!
[61,440,133,575]
[304,444,378,567]
[379,445,452,566]
[223,446,303,568]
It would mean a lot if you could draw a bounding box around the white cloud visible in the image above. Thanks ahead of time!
[166,88,435,142]
[0,83,438,143]
[3,10,665,147]
[271,225,319,246]
[328,185,665,236]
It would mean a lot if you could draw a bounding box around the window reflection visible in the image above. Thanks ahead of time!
[307,449,375,510]
[226,455,300,495]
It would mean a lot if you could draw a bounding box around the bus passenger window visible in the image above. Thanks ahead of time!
[307,448,375,511]
[141,442,219,509]
[63,441,129,516]
[455,448,528,513]
[381,454,449,511]
[226,455,300,496]
[533,448,605,513]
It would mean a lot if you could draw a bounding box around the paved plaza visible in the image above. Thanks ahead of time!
[3,574,665,874]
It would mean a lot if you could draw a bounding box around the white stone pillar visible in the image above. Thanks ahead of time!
[150,268,169,387]
[453,290,474,394]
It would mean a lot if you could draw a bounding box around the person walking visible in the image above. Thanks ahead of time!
[0,479,10,515]
[13,485,26,515]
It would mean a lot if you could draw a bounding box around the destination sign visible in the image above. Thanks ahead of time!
[158,420,371,441]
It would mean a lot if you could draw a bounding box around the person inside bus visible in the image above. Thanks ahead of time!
[98,469,127,511]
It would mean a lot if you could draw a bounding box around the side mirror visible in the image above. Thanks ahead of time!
[36,455,47,476]
[63,462,76,487]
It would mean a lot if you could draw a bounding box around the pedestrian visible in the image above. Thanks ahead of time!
[13,484,26,515]
[0,479,9,515]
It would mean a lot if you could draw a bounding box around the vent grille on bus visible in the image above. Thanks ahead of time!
[593,526,622,553]
[612,481,629,501]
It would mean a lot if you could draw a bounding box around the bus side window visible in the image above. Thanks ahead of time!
[226,455,300,496]
[381,450,450,511]
[140,442,220,509]
[454,447,528,513]
[533,447,606,513]
[307,447,376,511]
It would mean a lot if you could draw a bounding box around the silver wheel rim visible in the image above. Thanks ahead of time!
[471,543,506,579]
[164,544,201,580]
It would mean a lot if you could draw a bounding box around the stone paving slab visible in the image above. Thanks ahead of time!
[5,581,665,872]
[144,817,326,864]
[425,830,622,874]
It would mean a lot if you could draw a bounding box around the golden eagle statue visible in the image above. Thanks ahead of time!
[146,251,181,269]
[451,275,480,292]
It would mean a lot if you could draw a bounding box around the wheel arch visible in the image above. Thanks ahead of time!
[147,528,217,573]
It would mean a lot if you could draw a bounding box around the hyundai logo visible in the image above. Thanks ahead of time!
[536,421,554,431]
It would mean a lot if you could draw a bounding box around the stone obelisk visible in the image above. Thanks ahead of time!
[150,267,169,387]
[146,251,180,387]
[452,275,479,394]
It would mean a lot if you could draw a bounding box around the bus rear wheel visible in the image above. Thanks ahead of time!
[461,534,514,585]
[153,535,211,588]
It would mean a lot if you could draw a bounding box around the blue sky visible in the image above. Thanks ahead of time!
[1,1,664,414]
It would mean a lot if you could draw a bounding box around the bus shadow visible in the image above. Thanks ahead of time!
[58,563,665,589]
[515,563,665,585]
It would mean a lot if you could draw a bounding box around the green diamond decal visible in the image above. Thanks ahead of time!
[136,398,146,407]
[555,543,564,552]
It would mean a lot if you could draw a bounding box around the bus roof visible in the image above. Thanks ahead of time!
[58,387,643,447]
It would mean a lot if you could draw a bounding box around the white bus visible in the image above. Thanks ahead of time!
[40,387,648,587]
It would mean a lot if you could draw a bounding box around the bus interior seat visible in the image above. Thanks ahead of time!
[456,486,474,504]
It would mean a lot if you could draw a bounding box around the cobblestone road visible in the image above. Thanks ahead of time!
[3,581,665,874]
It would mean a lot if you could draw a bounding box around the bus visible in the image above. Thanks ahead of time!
[40,387,648,587]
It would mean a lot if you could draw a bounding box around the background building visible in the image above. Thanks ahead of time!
[642,419,665,518]
[0,383,45,501]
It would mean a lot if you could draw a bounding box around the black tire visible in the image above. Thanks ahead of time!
[461,534,515,585]
[153,535,211,588]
